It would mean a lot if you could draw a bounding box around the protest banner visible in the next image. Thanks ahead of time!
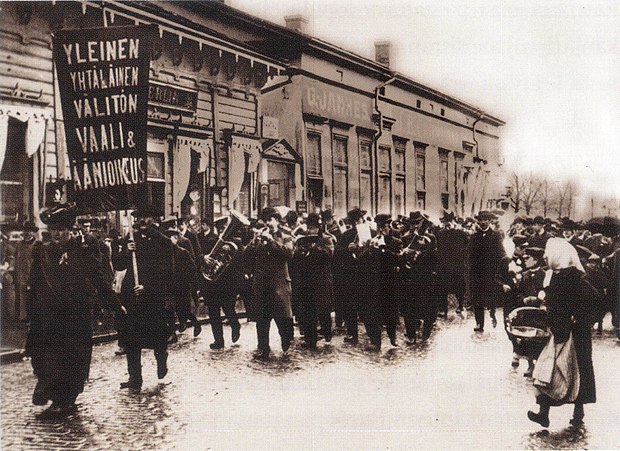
[53,25,154,212]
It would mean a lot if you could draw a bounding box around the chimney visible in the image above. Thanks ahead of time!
[284,15,308,34]
[374,41,391,68]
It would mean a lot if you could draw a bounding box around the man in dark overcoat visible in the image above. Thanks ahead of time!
[528,216,554,249]
[293,213,335,349]
[360,214,401,350]
[26,203,120,413]
[163,225,202,339]
[468,210,506,332]
[115,205,176,390]
[332,208,370,344]
[246,207,294,359]
[435,211,469,315]
[201,224,243,350]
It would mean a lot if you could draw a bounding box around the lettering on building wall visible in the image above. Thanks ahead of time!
[148,82,198,111]
[303,83,372,126]
[53,25,154,211]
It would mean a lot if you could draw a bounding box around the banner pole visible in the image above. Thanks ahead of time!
[127,211,140,287]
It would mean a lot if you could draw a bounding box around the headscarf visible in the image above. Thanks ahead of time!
[544,237,585,273]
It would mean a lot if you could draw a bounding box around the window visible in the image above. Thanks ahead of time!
[333,167,348,216]
[379,146,391,172]
[359,139,373,213]
[147,152,165,180]
[440,159,449,193]
[416,191,426,210]
[146,140,167,216]
[307,132,322,177]
[0,118,31,224]
[379,175,391,212]
[360,172,372,213]
[333,136,348,165]
[360,140,372,170]
[395,177,405,216]
[332,135,348,217]
[416,153,426,191]
[394,147,405,174]
[378,145,391,212]
[393,140,406,216]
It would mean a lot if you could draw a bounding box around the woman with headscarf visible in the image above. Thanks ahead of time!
[527,238,597,428]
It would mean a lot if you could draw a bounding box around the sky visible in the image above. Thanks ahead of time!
[229,0,620,202]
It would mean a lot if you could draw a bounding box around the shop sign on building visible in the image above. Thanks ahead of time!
[53,25,154,212]
[149,82,198,112]
[302,79,373,129]
[261,115,279,139]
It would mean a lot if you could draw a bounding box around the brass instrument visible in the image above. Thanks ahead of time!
[248,226,272,247]
[201,210,250,282]
[400,233,430,269]
[294,234,320,257]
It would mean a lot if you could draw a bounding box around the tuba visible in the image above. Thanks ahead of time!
[201,210,250,282]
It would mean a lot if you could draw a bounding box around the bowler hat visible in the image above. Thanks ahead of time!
[511,235,529,247]
[161,217,178,231]
[559,219,578,231]
[261,207,282,222]
[39,202,78,230]
[440,210,456,223]
[524,247,545,260]
[475,210,496,221]
[306,213,321,228]
[374,214,392,228]
[21,220,39,233]
[408,211,426,223]
[131,204,162,219]
[320,209,334,221]
[346,207,366,223]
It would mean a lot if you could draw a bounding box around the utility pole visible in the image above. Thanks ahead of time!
[591,197,594,219]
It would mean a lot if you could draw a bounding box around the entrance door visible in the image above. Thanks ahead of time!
[307,177,323,213]
[1,118,32,224]
[268,179,286,206]
[267,160,293,207]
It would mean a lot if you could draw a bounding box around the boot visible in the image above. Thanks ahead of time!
[527,410,550,428]
[570,403,584,426]
[231,323,241,343]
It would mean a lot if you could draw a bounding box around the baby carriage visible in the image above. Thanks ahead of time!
[505,306,550,360]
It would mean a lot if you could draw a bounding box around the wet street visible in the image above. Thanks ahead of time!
[2,311,619,450]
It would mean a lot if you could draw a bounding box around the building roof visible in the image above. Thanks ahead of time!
[145,1,504,125]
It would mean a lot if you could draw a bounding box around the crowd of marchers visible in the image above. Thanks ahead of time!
[2,202,618,419]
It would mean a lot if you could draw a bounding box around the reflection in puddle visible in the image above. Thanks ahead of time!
[525,425,590,450]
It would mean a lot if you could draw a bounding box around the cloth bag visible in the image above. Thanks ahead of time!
[532,332,580,402]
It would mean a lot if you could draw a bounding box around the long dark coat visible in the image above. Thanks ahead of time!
[292,233,335,323]
[172,244,198,315]
[332,227,375,313]
[539,267,597,405]
[400,238,438,320]
[359,234,401,326]
[116,228,176,349]
[247,229,294,321]
[26,237,118,404]
[468,228,506,309]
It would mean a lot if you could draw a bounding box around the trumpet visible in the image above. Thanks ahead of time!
[249,226,272,247]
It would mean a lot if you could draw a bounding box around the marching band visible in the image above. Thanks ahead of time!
[6,201,619,413]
